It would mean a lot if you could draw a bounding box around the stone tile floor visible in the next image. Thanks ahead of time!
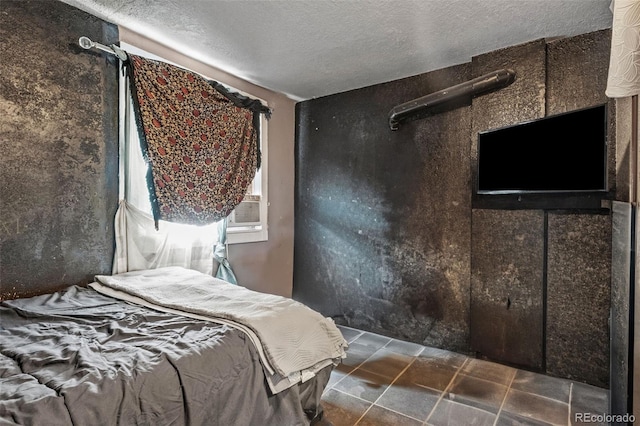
[321,325,609,426]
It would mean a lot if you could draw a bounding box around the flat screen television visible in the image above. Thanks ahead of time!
[476,104,608,196]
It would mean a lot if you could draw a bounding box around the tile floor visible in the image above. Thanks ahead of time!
[320,325,609,426]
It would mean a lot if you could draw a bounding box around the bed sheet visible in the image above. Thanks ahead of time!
[0,286,330,425]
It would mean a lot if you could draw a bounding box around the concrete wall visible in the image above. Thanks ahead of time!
[294,30,615,387]
[0,1,119,299]
[469,39,547,372]
[295,63,473,353]
[544,31,613,387]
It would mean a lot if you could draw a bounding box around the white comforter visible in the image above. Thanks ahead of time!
[90,267,347,394]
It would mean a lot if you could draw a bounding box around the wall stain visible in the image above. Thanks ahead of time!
[0,1,119,300]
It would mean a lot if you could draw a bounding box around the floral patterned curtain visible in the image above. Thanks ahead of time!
[125,54,270,226]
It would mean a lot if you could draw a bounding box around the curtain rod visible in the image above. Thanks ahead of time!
[78,36,273,116]
[78,36,127,61]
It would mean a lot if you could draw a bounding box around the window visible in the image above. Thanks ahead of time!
[119,42,268,244]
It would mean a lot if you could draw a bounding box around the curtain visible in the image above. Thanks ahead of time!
[117,54,245,282]
[126,54,270,226]
[606,0,640,97]
[214,217,238,284]
[112,200,218,275]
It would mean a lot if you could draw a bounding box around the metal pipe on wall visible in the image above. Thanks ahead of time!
[388,69,516,130]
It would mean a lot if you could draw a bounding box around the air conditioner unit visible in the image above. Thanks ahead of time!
[229,199,261,227]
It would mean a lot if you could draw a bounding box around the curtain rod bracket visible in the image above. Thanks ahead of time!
[388,69,516,130]
[79,36,128,61]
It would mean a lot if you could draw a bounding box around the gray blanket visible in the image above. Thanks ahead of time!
[0,286,331,425]
[91,267,347,394]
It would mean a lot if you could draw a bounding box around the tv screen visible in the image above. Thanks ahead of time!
[477,105,607,195]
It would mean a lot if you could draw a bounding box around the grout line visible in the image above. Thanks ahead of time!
[453,370,515,387]
[503,386,571,405]
[330,334,396,398]
[349,333,365,343]
[324,370,347,393]
[342,332,392,368]
[345,330,365,344]
[423,356,470,424]
[352,349,421,425]
[336,325,364,344]
[492,367,517,426]
[330,387,425,425]
[368,403,426,424]
[329,386,375,404]
[328,386,379,423]
[382,337,427,358]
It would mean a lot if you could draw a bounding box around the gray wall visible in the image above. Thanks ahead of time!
[294,30,614,387]
[295,63,473,353]
[0,1,119,299]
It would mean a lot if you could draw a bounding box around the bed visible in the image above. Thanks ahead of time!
[0,267,347,425]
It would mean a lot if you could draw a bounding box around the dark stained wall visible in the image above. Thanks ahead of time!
[469,39,547,372]
[294,30,615,387]
[544,32,613,387]
[295,64,473,352]
[470,32,613,388]
[0,1,119,299]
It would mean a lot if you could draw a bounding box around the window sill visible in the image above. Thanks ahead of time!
[227,227,268,244]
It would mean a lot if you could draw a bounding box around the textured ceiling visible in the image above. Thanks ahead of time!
[62,0,613,101]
